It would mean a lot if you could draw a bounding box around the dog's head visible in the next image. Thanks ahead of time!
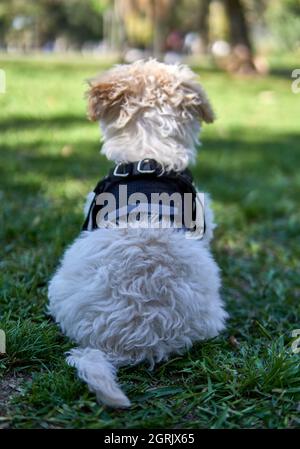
[86,60,215,170]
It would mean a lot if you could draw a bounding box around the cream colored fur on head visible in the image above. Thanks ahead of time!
[87,59,215,171]
[48,60,227,409]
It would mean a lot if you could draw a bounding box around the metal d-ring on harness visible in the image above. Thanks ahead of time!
[82,158,205,236]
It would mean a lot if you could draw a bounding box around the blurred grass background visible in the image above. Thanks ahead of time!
[0,53,299,428]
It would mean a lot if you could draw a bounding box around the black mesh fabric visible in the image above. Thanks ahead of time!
[82,161,199,232]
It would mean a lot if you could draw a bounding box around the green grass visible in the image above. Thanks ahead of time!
[0,54,300,429]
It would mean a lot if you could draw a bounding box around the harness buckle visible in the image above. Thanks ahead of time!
[113,163,130,177]
[137,159,161,174]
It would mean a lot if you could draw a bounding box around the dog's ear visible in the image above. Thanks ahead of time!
[181,79,215,124]
[86,79,130,122]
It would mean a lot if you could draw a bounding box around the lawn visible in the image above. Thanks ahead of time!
[0,54,299,429]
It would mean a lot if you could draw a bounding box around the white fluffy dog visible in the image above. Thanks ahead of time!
[48,60,227,408]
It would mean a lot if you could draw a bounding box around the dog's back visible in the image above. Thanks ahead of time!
[48,60,227,407]
[48,224,226,406]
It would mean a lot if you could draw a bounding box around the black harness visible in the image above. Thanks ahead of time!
[82,159,204,235]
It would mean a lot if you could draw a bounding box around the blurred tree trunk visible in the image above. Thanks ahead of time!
[150,0,175,59]
[198,0,211,53]
[122,0,175,59]
[151,0,164,58]
[103,0,126,56]
[223,0,257,73]
[224,0,252,49]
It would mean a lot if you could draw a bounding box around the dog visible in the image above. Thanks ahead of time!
[48,60,227,408]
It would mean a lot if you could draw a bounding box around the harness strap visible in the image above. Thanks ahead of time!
[82,159,202,233]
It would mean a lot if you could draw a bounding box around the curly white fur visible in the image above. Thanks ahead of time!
[48,60,227,408]
[87,59,214,172]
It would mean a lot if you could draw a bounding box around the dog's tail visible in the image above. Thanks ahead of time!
[66,347,130,408]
